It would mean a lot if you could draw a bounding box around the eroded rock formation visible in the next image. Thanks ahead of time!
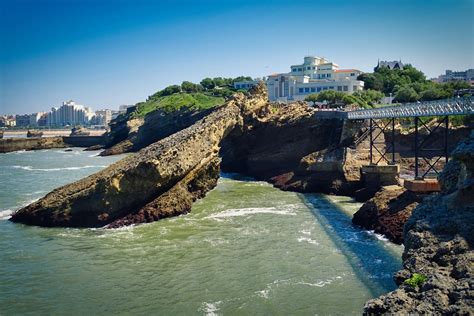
[364,134,474,314]
[10,86,266,227]
[352,186,424,244]
[220,102,367,195]
[100,107,215,156]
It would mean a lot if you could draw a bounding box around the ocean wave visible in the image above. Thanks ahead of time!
[0,210,13,220]
[24,190,46,196]
[206,207,296,220]
[5,150,27,155]
[11,165,107,172]
[199,301,222,316]
[297,236,320,245]
[365,230,390,242]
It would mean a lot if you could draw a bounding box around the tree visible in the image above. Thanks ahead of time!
[200,78,215,90]
[181,81,203,93]
[212,77,226,87]
[395,86,419,103]
[353,89,384,105]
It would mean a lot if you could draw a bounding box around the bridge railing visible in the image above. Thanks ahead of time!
[346,97,473,120]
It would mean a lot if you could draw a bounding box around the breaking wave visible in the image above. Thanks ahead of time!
[11,165,107,172]
[206,207,296,220]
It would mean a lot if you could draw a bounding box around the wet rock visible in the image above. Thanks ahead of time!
[364,135,474,314]
[352,186,424,243]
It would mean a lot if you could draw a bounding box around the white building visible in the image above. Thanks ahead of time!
[90,109,112,126]
[266,56,364,102]
[29,112,46,126]
[47,100,94,126]
[436,69,474,84]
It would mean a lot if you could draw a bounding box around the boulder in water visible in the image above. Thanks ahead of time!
[26,130,43,138]
[70,127,90,136]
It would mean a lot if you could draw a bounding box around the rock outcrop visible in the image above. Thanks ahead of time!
[364,134,474,314]
[352,186,425,244]
[10,86,267,227]
[0,137,68,153]
[70,127,90,136]
[100,107,215,156]
[26,130,43,138]
[220,103,366,195]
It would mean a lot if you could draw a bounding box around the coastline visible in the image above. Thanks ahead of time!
[2,129,105,138]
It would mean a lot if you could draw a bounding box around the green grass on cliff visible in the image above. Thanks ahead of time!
[131,93,225,118]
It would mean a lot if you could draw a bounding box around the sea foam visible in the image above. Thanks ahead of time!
[0,210,13,220]
[11,165,107,172]
[206,207,296,220]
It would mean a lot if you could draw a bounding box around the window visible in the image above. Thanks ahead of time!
[310,87,316,92]
[323,87,328,90]
[304,87,310,93]
[329,86,334,90]
[321,74,326,78]
[327,73,331,78]
[298,68,303,71]
[317,87,322,92]
[343,86,348,91]
[351,73,355,76]
[293,69,297,72]
[236,84,240,89]
[299,88,304,93]
[312,66,316,70]
[337,86,342,91]
[307,66,311,70]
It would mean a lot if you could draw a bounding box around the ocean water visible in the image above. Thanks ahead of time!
[0,149,403,315]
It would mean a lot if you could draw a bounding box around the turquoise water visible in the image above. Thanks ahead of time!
[0,148,402,315]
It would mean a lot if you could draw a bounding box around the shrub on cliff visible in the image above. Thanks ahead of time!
[131,93,224,118]
[404,273,427,288]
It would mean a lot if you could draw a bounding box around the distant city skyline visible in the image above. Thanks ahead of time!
[1,0,473,115]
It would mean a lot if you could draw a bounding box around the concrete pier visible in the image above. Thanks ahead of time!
[403,179,441,193]
[361,164,400,187]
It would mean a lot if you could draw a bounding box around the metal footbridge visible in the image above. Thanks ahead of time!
[346,97,473,120]
[342,97,473,179]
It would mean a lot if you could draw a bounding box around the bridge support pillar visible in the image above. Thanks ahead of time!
[360,165,400,188]
[403,179,440,193]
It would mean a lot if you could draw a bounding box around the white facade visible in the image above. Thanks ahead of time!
[47,100,94,126]
[267,56,364,102]
[436,69,474,84]
[91,109,112,126]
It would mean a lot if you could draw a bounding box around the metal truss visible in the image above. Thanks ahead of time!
[414,116,449,179]
[346,97,473,120]
[369,118,395,165]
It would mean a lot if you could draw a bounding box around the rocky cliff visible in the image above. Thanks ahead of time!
[10,86,267,227]
[220,103,366,195]
[101,105,215,156]
[364,134,474,314]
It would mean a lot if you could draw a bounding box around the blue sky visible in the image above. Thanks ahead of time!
[0,0,473,114]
